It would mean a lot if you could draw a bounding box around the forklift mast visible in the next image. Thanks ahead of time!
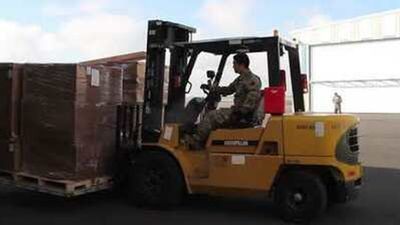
[142,20,196,142]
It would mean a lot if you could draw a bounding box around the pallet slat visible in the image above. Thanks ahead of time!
[0,170,113,197]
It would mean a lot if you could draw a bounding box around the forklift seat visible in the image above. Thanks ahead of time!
[217,89,267,131]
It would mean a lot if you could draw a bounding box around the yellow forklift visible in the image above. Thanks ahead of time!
[116,20,362,222]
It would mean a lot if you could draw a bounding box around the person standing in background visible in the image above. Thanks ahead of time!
[332,92,343,114]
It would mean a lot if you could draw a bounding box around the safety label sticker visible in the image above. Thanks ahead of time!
[315,122,325,137]
[231,155,246,165]
[91,69,100,87]
[163,126,173,141]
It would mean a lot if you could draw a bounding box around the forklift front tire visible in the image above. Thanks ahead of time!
[274,171,328,223]
[128,151,185,208]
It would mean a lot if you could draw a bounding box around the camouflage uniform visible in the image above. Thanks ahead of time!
[190,69,262,148]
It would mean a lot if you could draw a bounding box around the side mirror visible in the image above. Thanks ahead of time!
[207,70,216,79]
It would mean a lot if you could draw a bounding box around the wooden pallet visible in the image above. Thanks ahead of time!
[0,170,113,197]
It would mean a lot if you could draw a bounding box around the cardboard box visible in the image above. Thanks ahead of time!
[0,64,22,171]
[20,64,122,179]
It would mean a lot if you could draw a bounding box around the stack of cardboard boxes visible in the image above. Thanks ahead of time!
[0,52,150,181]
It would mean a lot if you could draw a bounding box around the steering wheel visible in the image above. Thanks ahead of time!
[200,70,222,111]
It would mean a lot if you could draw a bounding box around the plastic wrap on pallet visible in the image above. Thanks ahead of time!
[0,63,22,172]
[123,61,145,104]
[0,65,13,140]
[122,61,168,104]
[21,63,123,180]
[0,64,22,140]
[1,54,165,183]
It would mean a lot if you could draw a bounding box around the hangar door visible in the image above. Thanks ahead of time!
[310,38,400,113]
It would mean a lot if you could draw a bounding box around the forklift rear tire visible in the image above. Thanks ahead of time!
[274,171,328,222]
[128,151,185,208]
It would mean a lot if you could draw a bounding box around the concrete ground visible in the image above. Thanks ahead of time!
[0,113,399,225]
[358,114,400,169]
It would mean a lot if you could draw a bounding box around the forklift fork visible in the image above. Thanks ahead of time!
[116,104,143,158]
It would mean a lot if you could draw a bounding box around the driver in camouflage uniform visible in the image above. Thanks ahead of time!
[185,53,262,150]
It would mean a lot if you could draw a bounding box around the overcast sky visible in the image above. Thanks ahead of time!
[1,0,400,63]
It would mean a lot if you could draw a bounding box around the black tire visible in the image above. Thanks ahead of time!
[274,171,328,223]
[127,151,185,208]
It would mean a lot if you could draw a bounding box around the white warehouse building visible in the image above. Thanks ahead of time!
[291,9,400,113]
